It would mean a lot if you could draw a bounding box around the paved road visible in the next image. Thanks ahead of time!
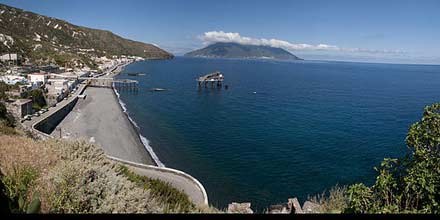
[23,62,128,130]
[107,156,207,206]
[130,165,206,206]
[22,83,87,129]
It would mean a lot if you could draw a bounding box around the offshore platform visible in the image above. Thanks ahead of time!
[196,71,224,87]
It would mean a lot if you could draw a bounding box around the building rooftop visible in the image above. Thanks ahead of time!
[28,72,47,75]
[13,99,32,105]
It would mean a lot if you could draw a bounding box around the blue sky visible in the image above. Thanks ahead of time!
[2,0,440,64]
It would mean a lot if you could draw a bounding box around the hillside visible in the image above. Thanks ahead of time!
[0,3,173,68]
[185,42,302,60]
[0,132,219,213]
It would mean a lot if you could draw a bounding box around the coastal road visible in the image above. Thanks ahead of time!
[108,156,208,206]
[128,165,207,206]
[22,62,123,130]
[22,83,87,130]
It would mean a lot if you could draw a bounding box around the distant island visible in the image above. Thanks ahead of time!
[184,42,302,61]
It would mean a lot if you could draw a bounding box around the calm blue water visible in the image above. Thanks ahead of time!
[115,57,440,210]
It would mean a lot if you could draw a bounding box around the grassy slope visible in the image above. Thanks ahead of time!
[0,133,217,213]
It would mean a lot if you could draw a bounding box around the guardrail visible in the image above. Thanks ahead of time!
[107,155,209,206]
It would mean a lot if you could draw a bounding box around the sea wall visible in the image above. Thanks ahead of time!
[34,97,78,135]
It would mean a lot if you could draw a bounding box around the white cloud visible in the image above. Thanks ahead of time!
[199,31,403,54]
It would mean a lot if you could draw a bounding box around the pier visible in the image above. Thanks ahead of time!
[82,77,138,91]
[112,79,139,91]
[197,71,224,87]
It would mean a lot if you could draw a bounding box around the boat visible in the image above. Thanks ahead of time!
[150,88,167,92]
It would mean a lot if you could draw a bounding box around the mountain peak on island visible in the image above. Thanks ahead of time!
[184,42,302,61]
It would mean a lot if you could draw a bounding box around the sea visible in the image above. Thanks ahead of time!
[114,56,440,210]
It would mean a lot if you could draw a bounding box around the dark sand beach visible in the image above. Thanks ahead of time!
[51,86,154,165]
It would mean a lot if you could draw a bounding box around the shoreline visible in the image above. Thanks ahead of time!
[98,60,165,167]
[111,74,165,167]
[49,61,155,165]
[42,60,209,205]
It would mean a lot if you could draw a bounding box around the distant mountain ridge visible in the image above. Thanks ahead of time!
[0,3,173,68]
[185,42,302,61]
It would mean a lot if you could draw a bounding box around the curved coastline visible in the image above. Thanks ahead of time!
[24,60,208,205]
[112,85,165,167]
[110,62,208,205]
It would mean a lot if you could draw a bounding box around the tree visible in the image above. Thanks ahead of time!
[0,102,7,118]
[23,89,47,111]
[346,103,440,213]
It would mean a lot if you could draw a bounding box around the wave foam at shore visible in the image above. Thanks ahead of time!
[113,86,165,167]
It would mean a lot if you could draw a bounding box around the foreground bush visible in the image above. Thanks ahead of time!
[0,135,206,213]
[308,103,440,214]
[309,185,348,213]
[118,165,195,213]
[346,103,440,213]
[1,166,40,213]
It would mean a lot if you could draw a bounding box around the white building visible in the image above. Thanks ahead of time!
[0,53,19,62]
[47,79,69,96]
[28,72,47,85]
[0,75,27,85]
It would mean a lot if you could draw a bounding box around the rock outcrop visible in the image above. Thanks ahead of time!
[267,198,320,214]
[227,202,253,214]
[302,201,320,213]
[227,198,320,214]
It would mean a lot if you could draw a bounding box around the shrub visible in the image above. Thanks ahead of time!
[117,165,196,213]
[0,101,17,130]
[0,123,18,135]
[1,165,40,213]
[22,89,46,111]
[344,103,440,213]
[0,170,13,213]
[309,185,348,213]
[0,102,6,117]
[309,103,440,214]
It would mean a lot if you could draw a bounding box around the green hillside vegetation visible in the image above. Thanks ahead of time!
[0,3,173,68]
[21,89,46,111]
[0,82,16,129]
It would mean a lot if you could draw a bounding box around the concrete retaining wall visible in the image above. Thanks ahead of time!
[107,155,209,206]
[34,97,78,135]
